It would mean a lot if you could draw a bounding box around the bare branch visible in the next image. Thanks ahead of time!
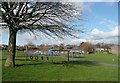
[1,2,83,38]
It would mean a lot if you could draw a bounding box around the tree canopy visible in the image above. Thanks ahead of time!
[1,2,82,38]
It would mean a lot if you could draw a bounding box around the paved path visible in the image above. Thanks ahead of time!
[97,62,118,67]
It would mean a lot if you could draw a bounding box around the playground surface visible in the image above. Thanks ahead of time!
[2,50,118,81]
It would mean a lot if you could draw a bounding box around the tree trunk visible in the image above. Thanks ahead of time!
[5,28,17,67]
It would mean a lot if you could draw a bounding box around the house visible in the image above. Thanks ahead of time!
[16,46,25,51]
[0,44,8,50]
[110,46,120,54]
[94,48,105,51]
[71,46,84,54]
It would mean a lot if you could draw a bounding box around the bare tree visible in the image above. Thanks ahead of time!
[80,42,93,54]
[1,2,83,67]
[59,43,64,50]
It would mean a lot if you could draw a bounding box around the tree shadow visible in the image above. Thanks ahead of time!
[15,59,27,61]
[15,62,43,67]
[53,60,100,66]
[2,59,6,61]
[2,57,100,67]
[70,56,85,58]
[2,57,49,67]
[14,58,43,67]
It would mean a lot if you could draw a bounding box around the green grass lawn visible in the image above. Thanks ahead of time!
[76,53,118,64]
[2,50,118,81]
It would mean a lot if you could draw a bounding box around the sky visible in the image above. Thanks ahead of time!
[0,1,119,46]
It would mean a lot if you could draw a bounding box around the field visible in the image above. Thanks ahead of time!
[2,50,118,81]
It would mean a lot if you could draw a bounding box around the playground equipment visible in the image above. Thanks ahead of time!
[24,45,56,61]
[24,45,83,62]
[24,51,41,60]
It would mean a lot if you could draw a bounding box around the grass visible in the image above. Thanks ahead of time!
[76,53,118,64]
[2,50,118,81]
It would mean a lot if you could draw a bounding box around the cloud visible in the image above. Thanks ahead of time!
[88,26,118,44]
[47,25,119,45]
[0,27,118,46]
[91,26,118,40]
[64,39,86,45]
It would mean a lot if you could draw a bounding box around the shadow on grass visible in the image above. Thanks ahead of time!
[14,58,43,67]
[69,56,85,58]
[2,58,47,67]
[15,62,43,67]
[3,58,100,67]
[53,60,100,66]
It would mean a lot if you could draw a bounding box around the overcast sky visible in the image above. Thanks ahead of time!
[0,1,119,46]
